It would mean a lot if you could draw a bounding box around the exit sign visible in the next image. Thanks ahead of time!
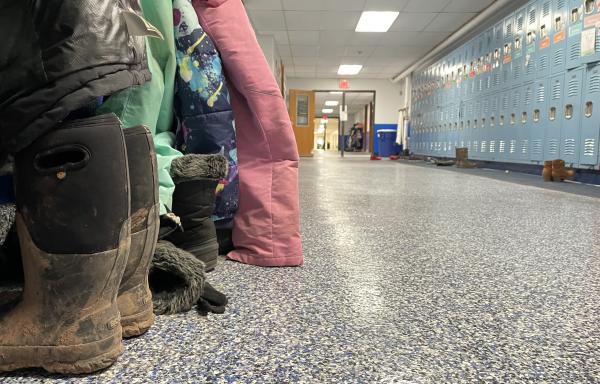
[339,79,350,89]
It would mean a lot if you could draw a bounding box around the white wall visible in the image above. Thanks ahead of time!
[286,78,405,125]
[256,35,276,75]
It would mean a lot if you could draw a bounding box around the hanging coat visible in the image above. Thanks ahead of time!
[172,0,239,228]
[193,0,303,267]
[0,0,150,155]
[97,0,182,215]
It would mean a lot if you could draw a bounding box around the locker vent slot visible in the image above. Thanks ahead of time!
[514,65,522,81]
[503,97,509,110]
[525,88,533,105]
[526,61,535,76]
[554,49,565,67]
[596,33,600,53]
[506,23,513,39]
[548,139,559,155]
[589,73,600,93]
[529,9,536,25]
[537,84,546,102]
[500,141,506,153]
[521,140,529,154]
[481,141,487,153]
[510,140,517,153]
[569,42,581,62]
[532,140,543,154]
[539,55,549,72]
[552,82,562,100]
[543,2,550,17]
[563,138,576,155]
[490,141,496,153]
[474,141,479,153]
[584,139,596,156]
[517,15,524,32]
[557,0,566,9]
[513,92,521,108]
[568,79,580,97]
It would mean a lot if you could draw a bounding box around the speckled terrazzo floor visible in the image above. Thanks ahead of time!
[2,153,600,383]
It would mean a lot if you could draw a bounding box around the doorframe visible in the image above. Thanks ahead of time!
[312,90,377,157]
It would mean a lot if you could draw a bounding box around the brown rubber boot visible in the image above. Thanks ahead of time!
[542,160,554,181]
[455,147,477,168]
[119,126,159,338]
[0,114,130,374]
[551,159,575,182]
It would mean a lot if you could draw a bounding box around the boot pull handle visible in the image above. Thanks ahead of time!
[33,145,91,179]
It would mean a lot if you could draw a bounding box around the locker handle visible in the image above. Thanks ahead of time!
[585,101,593,118]
[549,107,557,121]
[534,109,540,122]
[510,113,516,125]
[565,104,573,120]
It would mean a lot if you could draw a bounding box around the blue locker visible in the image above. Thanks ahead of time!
[512,8,527,86]
[498,91,511,160]
[479,96,491,159]
[537,0,553,79]
[488,95,499,160]
[551,0,568,73]
[560,68,583,165]
[581,0,600,64]
[502,14,515,89]
[508,86,522,161]
[545,73,565,159]
[519,83,535,162]
[566,0,583,69]
[493,22,504,92]
[579,63,600,166]
[524,1,540,82]
[530,78,549,161]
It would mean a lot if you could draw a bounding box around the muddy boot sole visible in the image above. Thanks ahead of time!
[120,304,155,338]
[0,332,123,374]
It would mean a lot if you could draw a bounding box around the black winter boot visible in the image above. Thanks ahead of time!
[0,114,130,374]
[166,154,228,271]
[119,126,159,338]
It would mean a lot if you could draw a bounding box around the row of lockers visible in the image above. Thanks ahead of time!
[411,63,600,168]
[410,0,600,168]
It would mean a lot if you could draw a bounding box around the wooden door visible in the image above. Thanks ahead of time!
[289,89,315,157]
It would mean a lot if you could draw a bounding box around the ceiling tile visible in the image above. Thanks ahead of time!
[291,45,320,56]
[319,12,362,30]
[390,12,437,31]
[338,56,369,65]
[343,45,376,57]
[247,10,286,29]
[319,31,354,45]
[361,65,386,74]
[319,45,347,57]
[443,0,495,12]
[282,0,326,11]
[323,0,366,11]
[294,71,318,78]
[244,0,283,10]
[426,12,476,32]
[294,65,317,72]
[288,30,319,44]
[351,32,385,46]
[364,0,409,11]
[285,11,322,30]
[293,56,319,65]
[318,56,344,65]
[316,64,340,73]
[277,44,292,56]
[403,0,451,12]
[259,30,289,45]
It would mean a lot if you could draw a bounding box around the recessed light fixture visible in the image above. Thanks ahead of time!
[338,65,363,75]
[330,91,343,95]
[355,11,400,33]
[322,108,334,114]
[325,101,339,106]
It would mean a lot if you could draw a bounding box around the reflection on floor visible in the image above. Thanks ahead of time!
[2,156,600,383]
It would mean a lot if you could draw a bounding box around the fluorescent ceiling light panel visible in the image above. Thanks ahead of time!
[355,11,399,33]
[322,108,334,114]
[325,101,339,106]
[338,65,363,75]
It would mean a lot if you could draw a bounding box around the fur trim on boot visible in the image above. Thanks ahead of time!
[169,154,228,183]
[0,204,15,246]
[149,241,206,315]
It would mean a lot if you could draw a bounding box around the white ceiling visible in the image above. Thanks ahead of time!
[244,0,496,79]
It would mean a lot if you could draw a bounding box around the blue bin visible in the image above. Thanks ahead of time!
[377,129,398,157]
